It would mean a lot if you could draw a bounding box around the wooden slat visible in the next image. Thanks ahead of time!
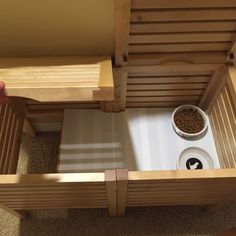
[130,33,235,44]
[27,103,100,110]
[126,101,197,108]
[127,83,206,90]
[129,43,231,53]
[130,21,236,33]
[128,76,210,83]
[127,90,203,96]
[125,64,222,76]
[210,107,231,168]
[132,0,236,9]
[131,9,236,23]
[209,113,225,169]
[126,96,200,102]
[128,52,226,65]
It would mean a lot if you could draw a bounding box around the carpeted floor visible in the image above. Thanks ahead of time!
[0,133,236,236]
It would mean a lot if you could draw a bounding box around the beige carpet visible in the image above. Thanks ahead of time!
[0,133,236,236]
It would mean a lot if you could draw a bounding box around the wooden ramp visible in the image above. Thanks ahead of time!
[0,57,114,102]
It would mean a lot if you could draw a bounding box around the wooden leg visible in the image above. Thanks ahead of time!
[116,169,128,216]
[23,118,37,138]
[0,202,28,219]
[105,170,117,216]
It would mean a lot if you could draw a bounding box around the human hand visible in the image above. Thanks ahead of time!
[0,81,9,104]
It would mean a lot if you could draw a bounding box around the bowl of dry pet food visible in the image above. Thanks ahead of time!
[172,105,208,140]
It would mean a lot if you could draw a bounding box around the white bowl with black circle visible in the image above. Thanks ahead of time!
[177,147,214,170]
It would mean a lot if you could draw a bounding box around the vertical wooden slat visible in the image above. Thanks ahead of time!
[115,0,131,65]
[8,117,24,173]
[117,169,128,216]
[105,170,117,216]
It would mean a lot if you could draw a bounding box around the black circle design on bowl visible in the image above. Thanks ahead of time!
[186,158,203,170]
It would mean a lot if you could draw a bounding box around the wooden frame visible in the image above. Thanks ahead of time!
[116,169,236,215]
[0,171,117,218]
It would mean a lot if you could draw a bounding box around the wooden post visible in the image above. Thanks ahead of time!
[11,98,37,138]
[105,170,117,216]
[101,68,128,112]
[198,66,227,110]
[116,169,128,216]
[114,0,131,66]
[0,202,27,219]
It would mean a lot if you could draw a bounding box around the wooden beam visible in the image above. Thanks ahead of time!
[198,66,226,109]
[114,0,131,66]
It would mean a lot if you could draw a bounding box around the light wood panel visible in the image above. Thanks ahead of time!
[0,172,117,216]
[0,57,114,102]
[117,169,236,210]
[0,103,24,174]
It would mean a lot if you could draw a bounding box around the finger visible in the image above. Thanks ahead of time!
[0,81,5,92]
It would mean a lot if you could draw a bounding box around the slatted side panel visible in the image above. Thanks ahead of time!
[209,77,236,168]
[124,0,236,108]
[130,0,236,54]
[126,64,221,108]
[125,170,236,208]
[0,173,109,210]
[0,104,24,174]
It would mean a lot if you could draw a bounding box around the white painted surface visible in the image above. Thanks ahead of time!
[59,108,220,173]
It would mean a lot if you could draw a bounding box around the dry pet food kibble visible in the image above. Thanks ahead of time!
[174,109,204,134]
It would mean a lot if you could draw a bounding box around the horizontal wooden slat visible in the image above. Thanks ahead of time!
[27,103,100,110]
[128,76,210,83]
[132,0,236,9]
[127,90,203,96]
[125,64,222,76]
[127,83,206,90]
[128,52,226,65]
[126,96,200,102]
[130,21,236,33]
[129,43,231,53]
[130,33,235,44]
[131,9,236,23]
[126,101,197,107]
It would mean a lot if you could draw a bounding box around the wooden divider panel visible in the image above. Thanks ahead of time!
[0,103,24,174]
[0,171,117,216]
[117,169,236,212]
[111,0,236,110]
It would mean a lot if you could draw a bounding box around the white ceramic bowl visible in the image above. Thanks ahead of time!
[177,147,214,170]
[172,104,208,140]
